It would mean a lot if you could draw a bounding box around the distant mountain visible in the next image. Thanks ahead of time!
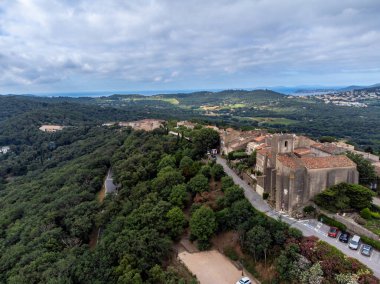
[157,89,286,106]
[339,83,380,92]
[338,85,365,91]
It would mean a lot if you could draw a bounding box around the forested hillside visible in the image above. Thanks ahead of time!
[0,126,125,282]
[0,95,378,283]
[91,90,380,152]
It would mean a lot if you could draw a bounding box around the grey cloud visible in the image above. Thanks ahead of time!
[0,0,379,92]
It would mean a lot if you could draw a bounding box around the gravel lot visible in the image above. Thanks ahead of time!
[178,250,253,284]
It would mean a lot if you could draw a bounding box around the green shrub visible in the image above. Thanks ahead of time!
[360,235,380,251]
[314,183,375,212]
[360,208,372,220]
[228,150,248,160]
[224,246,239,261]
[303,205,316,214]
[318,214,347,231]
[288,228,303,239]
[371,211,380,219]
[221,176,235,192]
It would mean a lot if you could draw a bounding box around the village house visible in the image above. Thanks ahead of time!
[246,135,267,154]
[220,128,266,154]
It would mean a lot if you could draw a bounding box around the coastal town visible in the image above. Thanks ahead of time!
[315,87,380,107]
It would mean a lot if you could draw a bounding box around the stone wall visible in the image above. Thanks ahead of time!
[319,209,380,240]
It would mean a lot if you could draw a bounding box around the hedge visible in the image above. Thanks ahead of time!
[318,214,347,231]
[360,235,380,251]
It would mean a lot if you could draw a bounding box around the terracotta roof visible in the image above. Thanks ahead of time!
[253,135,267,143]
[294,147,312,156]
[311,143,345,155]
[276,154,356,170]
[257,147,272,158]
[301,155,356,169]
[277,154,302,169]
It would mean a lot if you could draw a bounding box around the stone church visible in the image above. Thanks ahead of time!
[255,134,358,213]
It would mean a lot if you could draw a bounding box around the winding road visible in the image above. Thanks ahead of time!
[216,155,380,278]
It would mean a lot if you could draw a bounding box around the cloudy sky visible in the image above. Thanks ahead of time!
[0,0,379,93]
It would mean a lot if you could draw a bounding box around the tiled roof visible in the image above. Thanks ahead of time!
[311,143,345,155]
[294,147,312,156]
[277,154,302,169]
[301,155,356,169]
[257,147,272,158]
[253,135,267,143]
[276,154,356,170]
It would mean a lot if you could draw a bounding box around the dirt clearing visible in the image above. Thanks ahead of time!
[178,250,253,284]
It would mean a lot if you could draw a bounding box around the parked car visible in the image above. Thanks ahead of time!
[328,227,339,238]
[339,232,351,243]
[361,244,373,257]
[236,277,252,284]
[348,235,361,250]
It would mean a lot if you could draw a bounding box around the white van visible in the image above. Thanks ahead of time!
[348,235,360,250]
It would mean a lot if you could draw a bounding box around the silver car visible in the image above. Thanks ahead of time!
[361,244,373,257]
[348,235,360,250]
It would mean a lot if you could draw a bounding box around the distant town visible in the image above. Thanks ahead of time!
[315,87,380,107]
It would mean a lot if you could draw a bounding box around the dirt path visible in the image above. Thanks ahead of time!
[97,183,106,203]
[88,170,109,248]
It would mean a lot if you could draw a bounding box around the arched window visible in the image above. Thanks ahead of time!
[284,141,288,147]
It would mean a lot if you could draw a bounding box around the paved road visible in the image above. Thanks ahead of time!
[105,169,117,195]
[216,156,380,278]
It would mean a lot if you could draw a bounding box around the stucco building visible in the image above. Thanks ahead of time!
[220,128,266,154]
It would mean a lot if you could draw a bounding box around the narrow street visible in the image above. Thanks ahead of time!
[216,156,380,278]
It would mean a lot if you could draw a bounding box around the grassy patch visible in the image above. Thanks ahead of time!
[252,117,298,125]
[364,219,380,237]
[228,103,247,109]
[123,97,180,105]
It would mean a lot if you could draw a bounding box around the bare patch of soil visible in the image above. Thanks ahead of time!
[97,184,106,203]
[212,231,243,256]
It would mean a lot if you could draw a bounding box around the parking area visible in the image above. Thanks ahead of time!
[178,250,255,284]
[298,219,380,269]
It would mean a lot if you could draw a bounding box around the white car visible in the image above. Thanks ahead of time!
[348,235,361,250]
[236,277,252,284]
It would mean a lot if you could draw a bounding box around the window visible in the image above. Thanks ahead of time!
[284,141,288,147]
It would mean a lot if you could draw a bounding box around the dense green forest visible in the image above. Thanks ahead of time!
[3,90,379,152]
[0,94,378,283]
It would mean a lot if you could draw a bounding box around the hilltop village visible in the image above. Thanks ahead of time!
[177,120,380,214]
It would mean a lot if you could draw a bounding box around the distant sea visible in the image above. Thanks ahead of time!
[5,86,342,98]
[33,89,224,98]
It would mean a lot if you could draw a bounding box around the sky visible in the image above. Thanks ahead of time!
[0,0,380,94]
